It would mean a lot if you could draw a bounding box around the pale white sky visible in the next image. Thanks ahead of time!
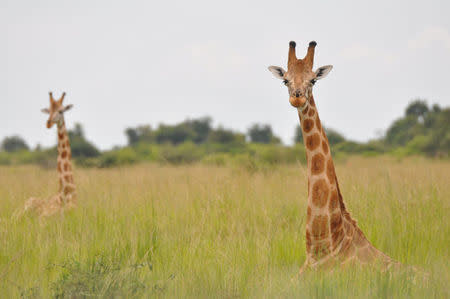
[2,0,449,149]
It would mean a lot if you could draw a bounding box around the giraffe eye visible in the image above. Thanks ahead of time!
[283,80,288,86]
[310,79,316,86]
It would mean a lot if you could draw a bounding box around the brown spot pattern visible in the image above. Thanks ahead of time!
[311,179,329,208]
[306,133,321,151]
[332,227,345,250]
[311,153,325,175]
[307,206,312,222]
[330,212,342,233]
[330,212,344,250]
[329,190,339,212]
[312,215,329,240]
[63,162,71,172]
[310,97,316,107]
[326,159,336,183]
[308,108,315,117]
[61,151,67,159]
[302,106,309,115]
[303,119,314,133]
[306,230,311,253]
[344,220,355,237]
[312,242,330,258]
[322,141,329,154]
[58,132,64,140]
[63,185,75,195]
[64,175,73,183]
[315,117,322,131]
[57,161,62,172]
[344,212,353,223]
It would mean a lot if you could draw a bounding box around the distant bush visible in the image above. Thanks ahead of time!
[207,127,245,145]
[126,117,213,146]
[325,128,346,145]
[385,101,449,157]
[1,135,29,152]
[333,141,386,156]
[158,142,205,164]
[0,101,447,168]
[99,147,138,168]
[251,144,306,165]
[68,124,101,158]
[32,148,58,169]
[333,141,363,153]
[133,143,157,161]
[247,124,281,144]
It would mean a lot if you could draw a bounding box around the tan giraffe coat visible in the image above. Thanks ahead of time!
[269,41,397,273]
[22,93,76,217]
[298,97,393,271]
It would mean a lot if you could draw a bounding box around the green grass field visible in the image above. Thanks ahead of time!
[0,156,448,298]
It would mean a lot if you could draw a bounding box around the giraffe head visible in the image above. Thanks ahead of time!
[268,41,333,108]
[41,92,73,128]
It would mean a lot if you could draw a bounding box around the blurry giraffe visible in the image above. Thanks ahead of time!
[22,92,76,217]
[268,41,397,274]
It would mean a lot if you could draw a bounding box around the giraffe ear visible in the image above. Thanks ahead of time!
[314,65,333,80]
[62,104,73,112]
[41,108,50,114]
[268,66,286,80]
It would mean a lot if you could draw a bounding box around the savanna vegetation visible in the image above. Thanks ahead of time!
[0,100,448,169]
[0,157,448,297]
[0,99,448,297]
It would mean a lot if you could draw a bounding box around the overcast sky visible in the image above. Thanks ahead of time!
[2,0,449,150]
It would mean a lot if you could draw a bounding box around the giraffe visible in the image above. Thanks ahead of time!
[23,92,77,217]
[268,41,397,273]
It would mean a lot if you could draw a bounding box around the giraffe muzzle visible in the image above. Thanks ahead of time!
[289,96,307,108]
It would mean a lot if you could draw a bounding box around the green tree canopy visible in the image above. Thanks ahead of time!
[1,135,29,152]
[405,99,429,120]
[248,124,280,144]
[68,123,100,158]
[325,128,346,145]
[207,127,245,144]
[125,117,212,146]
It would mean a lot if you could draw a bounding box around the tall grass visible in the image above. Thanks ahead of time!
[0,156,448,298]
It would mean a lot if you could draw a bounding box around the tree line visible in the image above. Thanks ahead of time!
[1,100,448,167]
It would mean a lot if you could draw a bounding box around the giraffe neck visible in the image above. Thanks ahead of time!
[297,96,357,263]
[56,119,76,201]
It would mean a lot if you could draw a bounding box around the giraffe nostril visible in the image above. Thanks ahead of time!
[295,92,300,98]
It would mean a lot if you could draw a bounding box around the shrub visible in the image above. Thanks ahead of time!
[99,148,138,168]
[1,135,29,152]
[247,124,281,144]
[68,124,101,158]
[158,142,204,164]
[51,256,150,298]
